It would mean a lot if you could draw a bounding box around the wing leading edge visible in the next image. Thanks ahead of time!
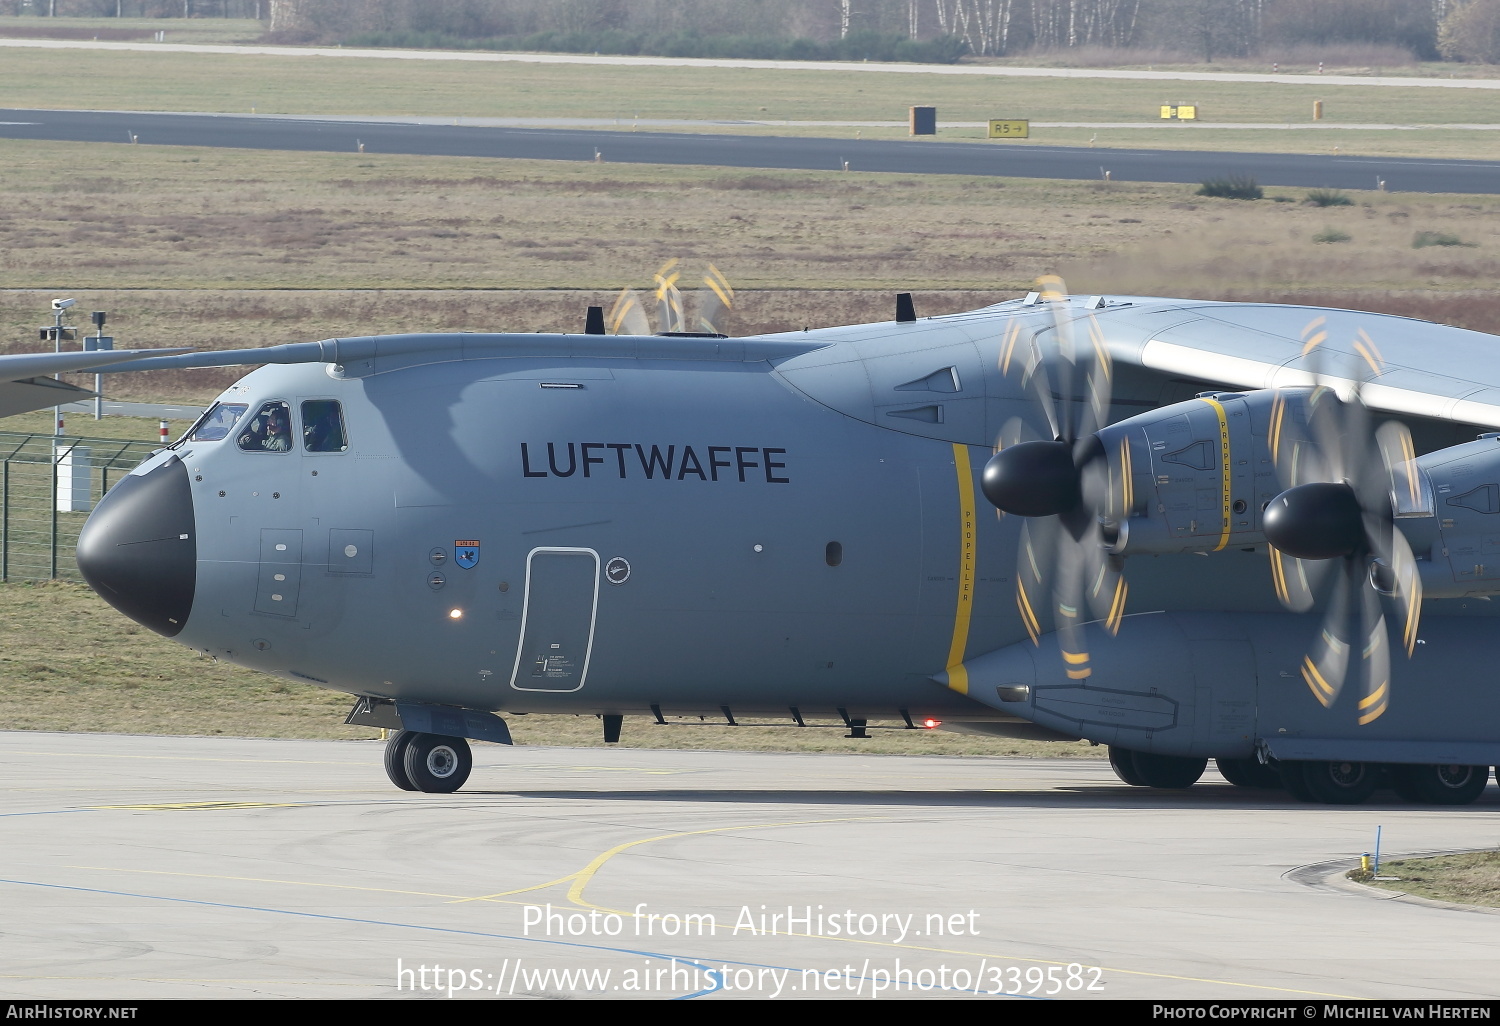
[1085,298,1500,429]
[0,348,190,419]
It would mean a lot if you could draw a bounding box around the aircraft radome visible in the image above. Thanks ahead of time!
[69,276,1500,804]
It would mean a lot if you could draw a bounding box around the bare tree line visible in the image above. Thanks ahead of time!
[8,0,1491,64]
[4,1,262,14]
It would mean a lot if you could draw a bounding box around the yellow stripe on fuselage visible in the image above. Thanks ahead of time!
[1198,397,1233,552]
[945,443,977,694]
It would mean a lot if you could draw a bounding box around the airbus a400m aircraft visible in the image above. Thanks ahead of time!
[72,277,1500,804]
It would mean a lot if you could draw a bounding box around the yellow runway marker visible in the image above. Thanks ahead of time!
[69,812,1359,1000]
[543,815,1361,1001]
[449,817,878,906]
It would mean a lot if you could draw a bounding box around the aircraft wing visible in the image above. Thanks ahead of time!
[1087,298,1500,428]
[0,348,191,419]
[87,298,1500,431]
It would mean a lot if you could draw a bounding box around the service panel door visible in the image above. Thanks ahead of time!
[255,528,303,617]
[509,547,600,693]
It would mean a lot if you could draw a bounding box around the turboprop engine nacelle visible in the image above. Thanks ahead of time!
[1087,388,1303,557]
[1091,392,1500,601]
[1405,434,1500,598]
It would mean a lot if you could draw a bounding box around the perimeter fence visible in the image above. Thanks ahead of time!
[0,431,161,582]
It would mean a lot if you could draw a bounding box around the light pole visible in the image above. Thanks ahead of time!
[88,311,112,421]
[43,298,77,437]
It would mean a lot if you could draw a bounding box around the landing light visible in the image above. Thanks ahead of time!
[923,718,940,729]
[448,608,463,620]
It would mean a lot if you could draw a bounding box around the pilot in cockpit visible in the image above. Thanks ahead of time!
[238,402,292,452]
[262,406,292,451]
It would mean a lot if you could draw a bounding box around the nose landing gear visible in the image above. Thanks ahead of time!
[383,730,472,793]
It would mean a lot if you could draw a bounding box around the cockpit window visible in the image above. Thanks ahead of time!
[301,400,348,453]
[237,400,295,453]
[187,402,248,443]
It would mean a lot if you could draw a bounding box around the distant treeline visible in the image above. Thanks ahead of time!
[344,27,970,64]
[9,1,1498,66]
[274,0,1477,65]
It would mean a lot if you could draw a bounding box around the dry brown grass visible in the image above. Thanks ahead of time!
[4,138,1497,401]
[7,141,1493,297]
[1369,851,1500,907]
[1062,195,1500,315]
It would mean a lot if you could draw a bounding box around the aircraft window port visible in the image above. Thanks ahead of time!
[237,400,295,453]
[301,399,349,453]
[825,541,843,567]
[188,402,248,442]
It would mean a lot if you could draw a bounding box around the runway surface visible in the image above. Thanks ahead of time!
[5,107,1499,193]
[3,731,1498,1000]
[59,399,205,422]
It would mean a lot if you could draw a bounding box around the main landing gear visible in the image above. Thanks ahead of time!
[1214,757,1283,790]
[1108,746,1495,806]
[1107,746,1206,789]
[384,730,473,793]
[1389,763,1492,806]
[1281,759,1378,805]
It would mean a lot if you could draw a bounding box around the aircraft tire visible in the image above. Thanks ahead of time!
[1129,752,1206,789]
[403,733,473,794]
[1388,765,1425,803]
[383,730,418,791]
[1278,761,1315,802]
[1215,757,1282,789]
[1391,764,1491,806]
[1299,760,1378,805]
[1108,746,1148,786]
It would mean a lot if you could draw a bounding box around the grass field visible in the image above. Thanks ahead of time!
[3,39,1500,159]
[0,15,264,45]
[2,137,1497,401]
[0,579,1101,756]
[1367,851,1500,908]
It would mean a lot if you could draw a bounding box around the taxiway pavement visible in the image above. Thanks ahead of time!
[2,731,1497,1000]
[3,107,1497,194]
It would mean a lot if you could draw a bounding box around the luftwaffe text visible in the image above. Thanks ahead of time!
[521,443,789,483]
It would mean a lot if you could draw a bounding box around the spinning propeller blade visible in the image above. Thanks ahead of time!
[1261,322,1421,724]
[653,259,685,334]
[609,260,735,335]
[608,288,651,335]
[696,263,735,334]
[982,277,1125,676]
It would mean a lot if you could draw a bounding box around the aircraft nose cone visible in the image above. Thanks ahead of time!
[77,455,196,638]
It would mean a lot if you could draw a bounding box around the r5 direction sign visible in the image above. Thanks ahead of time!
[988,119,1030,139]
